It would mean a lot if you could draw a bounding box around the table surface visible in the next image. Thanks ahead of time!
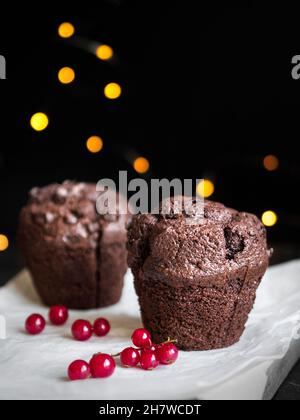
[1,245,300,400]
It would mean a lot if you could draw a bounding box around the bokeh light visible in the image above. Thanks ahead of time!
[0,234,9,252]
[104,82,122,99]
[263,155,279,171]
[196,179,215,198]
[96,45,113,61]
[58,67,75,84]
[86,136,103,153]
[133,157,150,174]
[58,22,75,38]
[30,113,49,132]
[261,210,278,227]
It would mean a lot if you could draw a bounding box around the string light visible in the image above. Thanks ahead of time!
[30,112,49,132]
[263,155,279,171]
[86,136,103,153]
[58,67,75,84]
[58,22,75,38]
[104,82,122,100]
[96,45,113,61]
[261,210,277,227]
[133,157,150,174]
[0,234,9,252]
[196,179,215,198]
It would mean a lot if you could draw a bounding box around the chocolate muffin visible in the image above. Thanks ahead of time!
[127,197,270,350]
[18,181,129,309]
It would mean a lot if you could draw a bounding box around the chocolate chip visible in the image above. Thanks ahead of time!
[45,212,56,223]
[29,187,42,203]
[71,183,86,196]
[224,227,245,260]
[62,234,80,244]
[76,223,88,238]
[30,187,40,197]
[53,187,69,204]
[64,213,78,225]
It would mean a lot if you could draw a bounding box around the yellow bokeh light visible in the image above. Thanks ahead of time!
[104,82,122,100]
[58,67,75,84]
[133,157,150,174]
[261,210,277,227]
[58,22,75,38]
[86,136,103,153]
[263,155,279,171]
[196,179,215,198]
[96,45,113,61]
[0,234,9,252]
[30,113,49,132]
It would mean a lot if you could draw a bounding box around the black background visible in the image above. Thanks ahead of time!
[0,1,300,400]
[0,2,300,244]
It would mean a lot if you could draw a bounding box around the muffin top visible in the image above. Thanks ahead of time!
[127,197,270,287]
[20,181,128,249]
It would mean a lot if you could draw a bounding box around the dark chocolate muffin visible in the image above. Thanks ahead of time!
[127,197,270,350]
[18,181,129,309]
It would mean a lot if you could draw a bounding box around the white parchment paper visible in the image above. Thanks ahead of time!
[0,260,300,400]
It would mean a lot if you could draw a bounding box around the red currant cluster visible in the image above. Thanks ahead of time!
[119,328,178,370]
[68,328,178,380]
[24,311,178,381]
[24,307,110,340]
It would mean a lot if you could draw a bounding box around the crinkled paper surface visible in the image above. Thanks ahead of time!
[0,260,300,400]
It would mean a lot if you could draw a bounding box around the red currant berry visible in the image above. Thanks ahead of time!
[93,318,110,337]
[68,360,90,381]
[89,353,116,378]
[156,343,179,364]
[71,319,92,341]
[49,305,68,325]
[120,347,140,367]
[25,314,46,335]
[131,328,152,348]
[139,349,159,370]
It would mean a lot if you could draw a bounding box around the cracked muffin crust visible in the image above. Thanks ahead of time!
[18,181,129,309]
[127,197,270,350]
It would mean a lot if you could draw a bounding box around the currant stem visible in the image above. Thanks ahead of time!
[161,337,177,345]
[111,338,177,359]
